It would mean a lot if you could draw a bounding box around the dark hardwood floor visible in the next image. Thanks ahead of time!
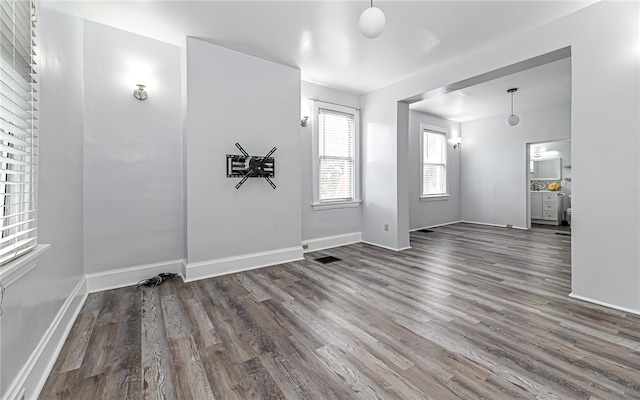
[39,223,640,399]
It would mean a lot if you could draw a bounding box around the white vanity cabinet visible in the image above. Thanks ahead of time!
[531,191,563,225]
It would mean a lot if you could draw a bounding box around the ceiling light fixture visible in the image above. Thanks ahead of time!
[506,88,520,126]
[359,0,386,39]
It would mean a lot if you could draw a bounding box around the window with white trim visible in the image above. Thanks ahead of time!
[0,0,39,265]
[421,127,448,197]
[311,101,360,210]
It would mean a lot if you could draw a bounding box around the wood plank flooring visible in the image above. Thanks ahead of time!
[39,223,640,399]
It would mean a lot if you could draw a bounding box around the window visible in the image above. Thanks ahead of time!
[311,101,360,210]
[421,126,448,198]
[0,0,38,265]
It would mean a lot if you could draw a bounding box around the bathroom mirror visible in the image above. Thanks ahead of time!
[530,158,561,180]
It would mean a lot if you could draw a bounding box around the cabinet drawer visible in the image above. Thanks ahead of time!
[542,193,558,202]
[542,211,558,221]
[543,201,557,212]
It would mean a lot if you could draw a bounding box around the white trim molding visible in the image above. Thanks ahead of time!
[410,221,462,231]
[4,276,87,400]
[85,259,184,293]
[361,241,411,252]
[183,246,304,282]
[0,244,50,288]
[569,293,640,317]
[311,200,361,211]
[460,220,527,230]
[302,232,362,253]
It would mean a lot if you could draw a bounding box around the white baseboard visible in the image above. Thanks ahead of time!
[183,246,304,282]
[410,221,462,232]
[460,220,527,230]
[302,232,362,253]
[569,293,640,316]
[85,259,183,293]
[4,276,88,400]
[361,241,411,252]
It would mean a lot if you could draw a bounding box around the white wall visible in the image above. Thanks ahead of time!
[82,21,184,274]
[184,38,302,268]
[360,92,403,250]
[0,8,86,399]
[461,102,570,228]
[409,111,462,230]
[361,2,639,312]
[300,81,362,241]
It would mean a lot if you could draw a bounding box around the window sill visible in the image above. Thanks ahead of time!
[0,244,51,288]
[312,200,362,211]
[420,195,450,202]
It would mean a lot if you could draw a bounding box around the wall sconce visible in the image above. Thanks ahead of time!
[300,116,309,127]
[452,137,462,149]
[133,84,148,100]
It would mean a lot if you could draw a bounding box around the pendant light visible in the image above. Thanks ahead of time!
[359,0,386,39]
[506,88,520,126]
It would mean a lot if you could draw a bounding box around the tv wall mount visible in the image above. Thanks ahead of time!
[226,143,277,189]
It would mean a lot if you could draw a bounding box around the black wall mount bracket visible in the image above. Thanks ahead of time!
[226,143,276,189]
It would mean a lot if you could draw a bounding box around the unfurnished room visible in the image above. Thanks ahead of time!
[0,1,639,399]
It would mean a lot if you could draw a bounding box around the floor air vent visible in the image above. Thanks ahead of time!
[314,256,342,264]
[418,229,434,233]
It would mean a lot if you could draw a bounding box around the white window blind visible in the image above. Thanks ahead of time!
[318,108,354,202]
[0,0,38,265]
[422,129,447,196]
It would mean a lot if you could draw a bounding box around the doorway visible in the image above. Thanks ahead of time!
[527,139,571,232]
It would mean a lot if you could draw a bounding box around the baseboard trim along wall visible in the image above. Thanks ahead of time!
[361,241,411,252]
[569,293,640,317]
[85,259,184,293]
[409,221,462,231]
[183,246,304,282]
[301,232,362,253]
[460,220,527,230]
[5,276,88,400]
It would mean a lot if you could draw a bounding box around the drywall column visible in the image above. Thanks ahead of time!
[184,38,302,280]
[82,21,184,275]
[360,93,408,250]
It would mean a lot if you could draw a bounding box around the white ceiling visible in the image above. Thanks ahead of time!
[47,0,592,99]
[410,57,572,122]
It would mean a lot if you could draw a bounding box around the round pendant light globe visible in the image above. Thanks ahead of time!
[359,7,386,39]
[507,114,520,126]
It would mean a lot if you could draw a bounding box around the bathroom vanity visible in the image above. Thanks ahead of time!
[531,191,563,225]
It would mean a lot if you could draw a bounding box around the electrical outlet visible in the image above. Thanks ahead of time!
[302,244,309,250]
[506,224,513,229]
[384,224,389,231]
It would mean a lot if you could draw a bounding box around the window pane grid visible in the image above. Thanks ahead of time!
[422,130,447,196]
[318,108,355,202]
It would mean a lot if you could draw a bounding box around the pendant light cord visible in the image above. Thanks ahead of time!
[511,92,514,115]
